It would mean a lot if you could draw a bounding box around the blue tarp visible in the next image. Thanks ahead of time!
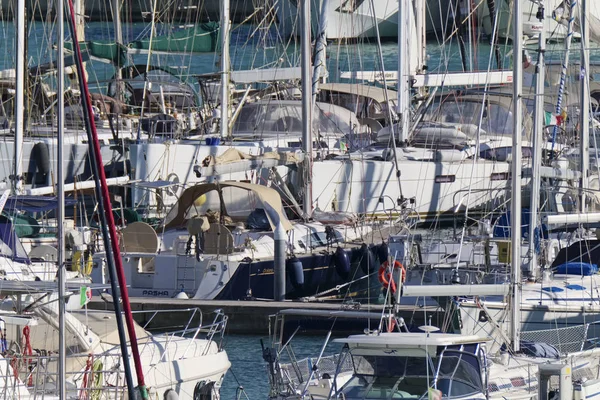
[554,262,598,276]
[519,341,560,359]
[0,218,30,264]
[3,196,77,213]
[493,209,549,240]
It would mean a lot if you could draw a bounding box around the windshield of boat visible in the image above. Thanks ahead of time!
[339,351,482,399]
[232,102,356,137]
[422,97,513,138]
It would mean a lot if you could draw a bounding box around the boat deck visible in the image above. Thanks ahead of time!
[89,297,443,334]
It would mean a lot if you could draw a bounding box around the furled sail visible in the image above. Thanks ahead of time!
[553,0,600,43]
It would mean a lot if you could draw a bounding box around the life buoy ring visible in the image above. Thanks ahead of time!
[378,260,405,294]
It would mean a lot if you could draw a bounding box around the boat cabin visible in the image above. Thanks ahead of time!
[332,333,489,400]
[316,83,398,128]
[232,99,370,150]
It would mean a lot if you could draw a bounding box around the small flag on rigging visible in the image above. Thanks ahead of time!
[80,286,92,306]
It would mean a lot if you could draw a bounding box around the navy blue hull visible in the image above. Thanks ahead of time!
[215,247,382,301]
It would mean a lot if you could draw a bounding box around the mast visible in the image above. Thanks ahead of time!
[580,0,589,211]
[220,0,230,139]
[551,0,576,153]
[397,0,410,142]
[311,0,329,104]
[510,0,523,352]
[486,0,502,68]
[64,0,143,398]
[415,0,425,73]
[301,0,312,219]
[527,1,545,279]
[57,0,66,395]
[112,0,122,47]
[13,0,25,194]
[112,0,123,102]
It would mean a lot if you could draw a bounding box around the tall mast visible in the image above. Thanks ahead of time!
[64,0,142,397]
[580,0,589,210]
[113,0,122,46]
[57,0,66,395]
[416,0,425,73]
[220,0,230,139]
[510,0,523,353]
[301,0,312,219]
[13,0,25,194]
[311,0,329,104]
[112,0,123,102]
[551,0,576,154]
[397,0,410,142]
[527,1,545,279]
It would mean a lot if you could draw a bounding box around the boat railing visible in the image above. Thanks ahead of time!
[72,307,228,352]
[129,307,228,350]
[521,320,600,354]
[0,351,128,398]
[279,353,353,389]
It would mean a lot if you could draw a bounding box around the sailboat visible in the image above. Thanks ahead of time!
[274,0,571,40]
[0,0,232,397]
[262,6,600,398]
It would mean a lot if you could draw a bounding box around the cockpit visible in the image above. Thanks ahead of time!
[336,342,486,399]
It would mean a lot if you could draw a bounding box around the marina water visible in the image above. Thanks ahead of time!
[5,22,600,86]
[221,334,339,400]
[5,19,600,399]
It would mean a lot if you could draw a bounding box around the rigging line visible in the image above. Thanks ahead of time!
[64,0,142,397]
[441,0,486,46]
[455,0,502,267]
[551,0,577,156]
[136,0,160,142]
[367,0,404,201]
[486,0,502,68]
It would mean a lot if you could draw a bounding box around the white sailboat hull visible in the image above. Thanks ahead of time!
[274,0,570,40]
[275,0,398,40]
[303,156,512,219]
[123,141,519,221]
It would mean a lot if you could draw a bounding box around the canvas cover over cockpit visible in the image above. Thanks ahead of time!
[163,181,293,231]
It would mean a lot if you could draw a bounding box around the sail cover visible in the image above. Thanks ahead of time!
[68,22,220,66]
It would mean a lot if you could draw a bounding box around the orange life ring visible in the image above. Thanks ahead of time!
[378,260,406,294]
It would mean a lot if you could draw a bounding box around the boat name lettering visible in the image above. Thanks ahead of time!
[491,172,511,181]
[434,175,456,183]
[142,290,170,296]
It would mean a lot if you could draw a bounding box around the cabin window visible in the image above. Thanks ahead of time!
[423,100,515,138]
[341,354,437,399]
[435,351,483,397]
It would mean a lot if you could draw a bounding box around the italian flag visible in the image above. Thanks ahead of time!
[544,111,565,126]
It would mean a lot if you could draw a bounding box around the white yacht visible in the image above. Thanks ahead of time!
[0,283,230,399]
[274,0,568,40]
[263,308,600,400]
[91,181,380,301]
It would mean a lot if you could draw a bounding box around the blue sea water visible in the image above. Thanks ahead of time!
[4,21,600,96]
[3,20,600,399]
[220,334,339,400]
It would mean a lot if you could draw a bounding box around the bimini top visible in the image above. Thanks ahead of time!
[335,332,490,349]
[163,181,293,231]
